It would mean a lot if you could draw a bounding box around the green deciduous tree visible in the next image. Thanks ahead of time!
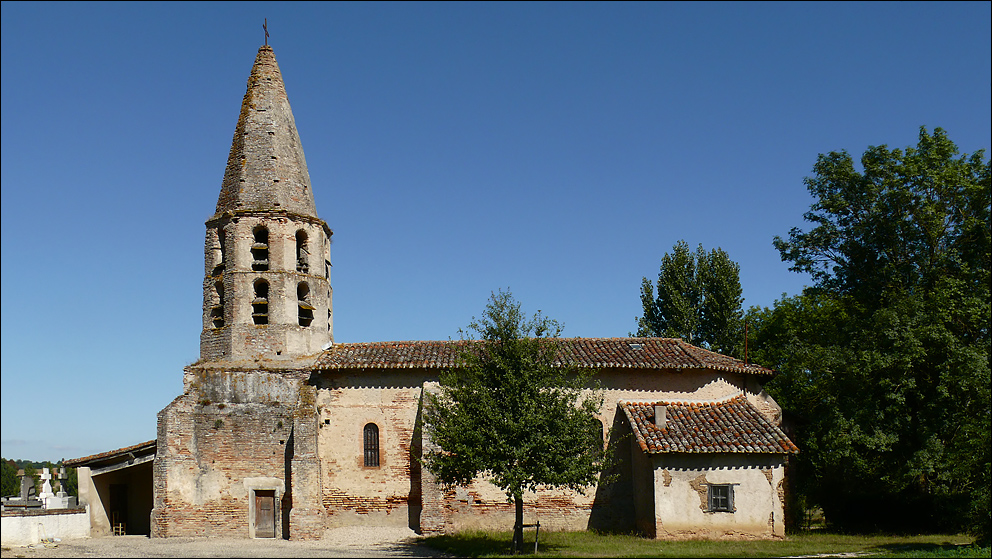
[755,127,990,541]
[423,290,605,554]
[637,240,744,356]
[1,459,18,497]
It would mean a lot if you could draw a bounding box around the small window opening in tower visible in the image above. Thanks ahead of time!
[325,259,331,279]
[252,280,269,325]
[251,226,269,271]
[298,282,314,327]
[211,280,225,328]
[212,229,226,277]
[296,230,309,273]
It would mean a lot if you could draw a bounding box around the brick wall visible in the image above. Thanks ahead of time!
[153,367,311,539]
[314,372,423,529]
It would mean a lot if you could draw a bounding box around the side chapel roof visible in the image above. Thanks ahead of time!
[314,337,773,376]
[213,45,319,220]
[621,397,799,454]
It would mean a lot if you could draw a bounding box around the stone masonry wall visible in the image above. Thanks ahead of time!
[154,363,788,539]
[288,382,325,539]
[153,366,312,539]
[200,215,331,362]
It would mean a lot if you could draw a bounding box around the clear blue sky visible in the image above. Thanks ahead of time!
[2,1,989,462]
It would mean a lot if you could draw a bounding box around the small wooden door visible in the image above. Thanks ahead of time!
[254,490,276,538]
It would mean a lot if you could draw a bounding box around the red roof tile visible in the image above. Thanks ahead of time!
[620,397,799,454]
[315,337,773,376]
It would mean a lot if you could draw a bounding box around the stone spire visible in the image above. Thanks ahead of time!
[213,45,318,219]
[200,45,332,363]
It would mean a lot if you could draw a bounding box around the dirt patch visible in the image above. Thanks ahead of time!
[0,528,448,558]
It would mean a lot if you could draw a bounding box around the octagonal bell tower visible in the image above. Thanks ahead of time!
[200,45,332,362]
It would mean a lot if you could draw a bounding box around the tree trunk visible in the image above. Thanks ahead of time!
[512,494,523,554]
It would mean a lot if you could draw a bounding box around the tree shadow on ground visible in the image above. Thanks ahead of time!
[870,541,980,557]
[413,532,564,557]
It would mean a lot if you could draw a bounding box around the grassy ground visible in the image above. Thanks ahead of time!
[415,530,987,558]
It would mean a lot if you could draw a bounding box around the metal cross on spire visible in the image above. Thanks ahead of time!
[263,18,269,46]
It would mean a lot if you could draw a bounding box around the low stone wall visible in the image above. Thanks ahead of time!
[1,507,90,546]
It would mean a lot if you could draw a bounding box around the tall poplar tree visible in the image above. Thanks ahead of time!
[636,241,744,356]
[699,247,745,355]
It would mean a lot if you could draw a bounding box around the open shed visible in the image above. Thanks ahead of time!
[65,440,156,536]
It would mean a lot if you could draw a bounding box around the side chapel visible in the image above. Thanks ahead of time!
[80,44,798,541]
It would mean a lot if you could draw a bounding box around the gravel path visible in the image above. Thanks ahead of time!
[0,527,449,558]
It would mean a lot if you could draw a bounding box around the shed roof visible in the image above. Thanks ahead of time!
[64,440,157,468]
[315,337,773,376]
[621,396,798,454]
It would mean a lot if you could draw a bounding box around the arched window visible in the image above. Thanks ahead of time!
[252,280,269,325]
[211,280,225,328]
[296,230,309,273]
[251,226,269,271]
[363,423,380,467]
[212,229,226,277]
[297,282,314,327]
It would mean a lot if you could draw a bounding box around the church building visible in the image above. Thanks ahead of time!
[78,44,798,541]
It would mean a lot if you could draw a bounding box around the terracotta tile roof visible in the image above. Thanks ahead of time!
[64,439,157,468]
[314,337,773,376]
[620,396,799,454]
[315,340,467,370]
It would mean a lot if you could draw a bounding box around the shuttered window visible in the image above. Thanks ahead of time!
[708,484,734,512]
